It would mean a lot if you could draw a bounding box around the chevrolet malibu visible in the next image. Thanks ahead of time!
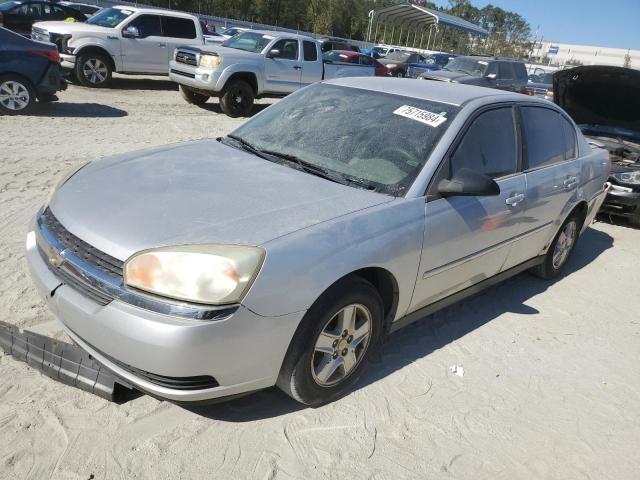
[26,78,610,406]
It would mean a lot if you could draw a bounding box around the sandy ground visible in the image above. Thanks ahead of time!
[1,76,639,480]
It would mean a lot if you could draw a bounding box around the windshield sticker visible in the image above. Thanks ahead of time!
[393,105,448,127]
[478,60,488,65]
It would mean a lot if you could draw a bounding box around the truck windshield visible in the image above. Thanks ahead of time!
[86,7,133,28]
[230,83,459,196]
[222,32,273,53]
[444,57,489,76]
[0,1,19,11]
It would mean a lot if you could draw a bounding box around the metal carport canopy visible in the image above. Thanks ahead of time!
[373,3,489,37]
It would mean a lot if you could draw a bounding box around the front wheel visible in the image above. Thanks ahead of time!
[219,79,254,117]
[395,70,404,78]
[180,85,209,105]
[75,53,112,87]
[0,75,36,115]
[530,214,580,279]
[277,277,384,406]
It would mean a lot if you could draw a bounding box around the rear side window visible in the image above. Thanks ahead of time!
[161,16,196,39]
[513,63,528,81]
[521,107,566,169]
[127,14,162,37]
[303,40,317,61]
[560,115,577,159]
[450,107,517,179]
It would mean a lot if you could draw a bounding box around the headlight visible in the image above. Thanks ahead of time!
[124,244,265,305]
[386,63,397,68]
[611,171,640,185]
[199,54,222,69]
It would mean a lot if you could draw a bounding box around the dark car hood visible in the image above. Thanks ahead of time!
[408,62,439,71]
[554,66,640,135]
[420,70,476,82]
[49,140,392,261]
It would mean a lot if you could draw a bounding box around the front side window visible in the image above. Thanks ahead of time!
[521,107,566,169]
[222,31,273,53]
[229,83,459,196]
[450,107,517,179]
[303,40,317,61]
[271,39,299,60]
[87,7,132,27]
[161,16,196,39]
[126,14,162,37]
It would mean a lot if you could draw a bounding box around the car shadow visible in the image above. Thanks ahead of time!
[198,102,272,117]
[105,77,179,91]
[31,102,128,118]
[182,227,614,422]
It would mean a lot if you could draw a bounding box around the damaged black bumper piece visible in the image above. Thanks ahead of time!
[0,321,136,402]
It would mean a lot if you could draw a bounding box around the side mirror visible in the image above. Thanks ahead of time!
[122,25,140,38]
[486,73,497,80]
[266,48,281,59]
[437,168,500,197]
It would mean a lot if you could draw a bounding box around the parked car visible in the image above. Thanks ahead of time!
[378,50,426,77]
[27,78,609,406]
[0,0,85,36]
[0,26,65,114]
[361,45,400,59]
[218,26,248,39]
[58,1,100,18]
[554,65,640,226]
[319,38,359,53]
[323,50,390,77]
[523,71,553,98]
[169,31,375,117]
[406,52,456,79]
[31,6,221,87]
[419,56,529,93]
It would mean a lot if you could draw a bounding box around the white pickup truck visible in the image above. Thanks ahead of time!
[31,6,218,87]
[168,30,375,117]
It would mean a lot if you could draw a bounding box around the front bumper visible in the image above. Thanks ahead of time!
[60,53,76,71]
[26,222,305,402]
[600,183,640,218]
[168,60,223,94]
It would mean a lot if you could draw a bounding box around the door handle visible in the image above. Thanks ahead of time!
[563,177,578,189]
[293,65,302,70]
[158,43,167,48]
[505,193,525,206]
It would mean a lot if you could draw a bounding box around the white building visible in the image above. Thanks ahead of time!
[530,41,639,68]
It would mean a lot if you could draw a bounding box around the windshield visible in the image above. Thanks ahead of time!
[221,27,239,36]
[229,83,459,196]
[86,7,132,27]
[445,57,489,76]
[0,1,18,11]
[385,51,412,61]
[222,31,273,53]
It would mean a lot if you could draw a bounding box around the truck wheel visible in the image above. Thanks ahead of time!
[0,75,36,115]
[179,85,209,105]
[277,276,384,406]
[395,70,404,78]
[75,53,112,88]
[220,80,254,117]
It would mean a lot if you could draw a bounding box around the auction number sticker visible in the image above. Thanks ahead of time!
[393,105,447,127]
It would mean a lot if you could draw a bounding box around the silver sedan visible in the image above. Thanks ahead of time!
[26,78,610,406]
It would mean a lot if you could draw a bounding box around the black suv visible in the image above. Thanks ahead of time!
[418,56,528,93]
[0,1,85,36]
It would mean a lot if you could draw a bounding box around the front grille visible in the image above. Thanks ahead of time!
[170,68,195,79]
[40,207,123,278]
[175,51,197,66]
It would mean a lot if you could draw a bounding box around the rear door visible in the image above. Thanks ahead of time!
[264,38,302,93]
[160,15,198,63]
[507,105,581,266]
[300,40,322,86]
[410,106,528,310]
[120,14,166,73]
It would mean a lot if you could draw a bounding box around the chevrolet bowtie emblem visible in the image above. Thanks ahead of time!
[48,249,66,268]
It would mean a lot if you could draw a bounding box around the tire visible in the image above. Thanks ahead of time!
[0,75,36,115]
[179,85,209,105]
[277,276,384,406]
[219,79,254,117]
[395,70,404,78]
[530,213,581,279]
[75,53,112,88]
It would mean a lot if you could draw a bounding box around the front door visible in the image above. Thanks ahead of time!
[410,106,528,311]
[121,14,167,73]
[264,38,302,93]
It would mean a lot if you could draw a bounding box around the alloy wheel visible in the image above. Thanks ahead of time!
[0,81,30,111]
[311,303,372,387]
[552,220,577,269]
[82,58,108,84]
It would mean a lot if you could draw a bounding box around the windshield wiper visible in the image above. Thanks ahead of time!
[222,134,278,163]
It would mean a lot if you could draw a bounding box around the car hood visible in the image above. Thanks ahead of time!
[420,70,474,82]
[378,58,409,66]
[554,66,640,135]
[49,140,392,261]
[32,21,114,34]
[409,62,439,71]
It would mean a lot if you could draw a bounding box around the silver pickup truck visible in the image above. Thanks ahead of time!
[169,30,375,117]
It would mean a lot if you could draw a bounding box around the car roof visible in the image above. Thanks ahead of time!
[240,29,317,41]
[112,5,195,17]
[325,77,549,107]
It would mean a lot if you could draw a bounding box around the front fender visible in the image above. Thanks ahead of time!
[215,64,265,93]
[70,37,121,69]
[243,198,425,320]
